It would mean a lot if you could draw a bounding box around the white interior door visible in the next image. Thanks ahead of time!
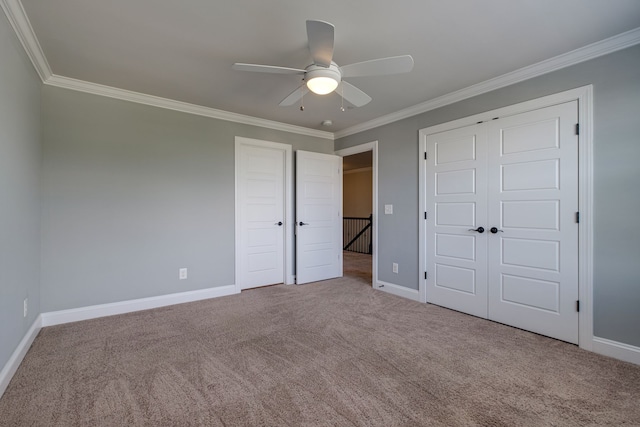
[424,101,579,343]
[487,101,579,343]
[425,124,489,318]
[296,151,342,284]
[236,141,286,290]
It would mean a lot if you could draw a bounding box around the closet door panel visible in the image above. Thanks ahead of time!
[487,101,579,344]
[425,124,488,318]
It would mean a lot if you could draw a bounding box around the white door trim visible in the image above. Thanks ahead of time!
[335,141,379,289]
[235,137,294,292]
[419,85,593,351]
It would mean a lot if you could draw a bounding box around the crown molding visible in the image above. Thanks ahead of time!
[335,26,640,139]
[4,0,639,142]
[46,75,334,140]
[0,0,51,81]
[2,0,333,140]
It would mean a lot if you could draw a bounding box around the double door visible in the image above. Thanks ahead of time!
[236,138,342,290]
[424,101,579,343]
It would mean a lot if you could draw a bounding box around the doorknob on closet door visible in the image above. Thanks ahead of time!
[275,221,283,226]
[468,227,485,233]
[490,227,503,234]
[299,222,309,226]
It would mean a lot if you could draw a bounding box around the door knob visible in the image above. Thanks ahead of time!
[275,221,283,226]
[490,227,503,234]
[299,222,309,226]
[468,227,485,233]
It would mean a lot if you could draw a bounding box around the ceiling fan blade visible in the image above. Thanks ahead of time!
[232,63,306,75]
[279,85,310,107]
[337,81,372,107]
[339,55,414,78]
[306,20,334,68]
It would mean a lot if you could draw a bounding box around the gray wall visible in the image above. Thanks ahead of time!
[41,86,333,312]
[335,44,640,348]
[0,14,42,368]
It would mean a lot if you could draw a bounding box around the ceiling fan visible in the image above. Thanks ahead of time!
[232,20,414,108]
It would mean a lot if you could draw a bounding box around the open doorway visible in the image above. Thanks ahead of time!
[343,151,372,285]
[336,141,378,288]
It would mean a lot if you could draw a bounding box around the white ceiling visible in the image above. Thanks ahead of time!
[15,0,640,133]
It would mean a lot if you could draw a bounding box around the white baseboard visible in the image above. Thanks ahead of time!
[0,315,42,398]
[375,280,421,302]
[592,336,640,365]
[41,285,238,327]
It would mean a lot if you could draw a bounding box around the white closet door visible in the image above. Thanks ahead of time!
[424,101,580,344]
[296,151,343,284]
[425,124,489,318]
[237,143,286,289]
[486,101,579,343]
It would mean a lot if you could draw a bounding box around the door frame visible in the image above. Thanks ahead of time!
[335,141,379,289]
[235,137,294,292]
[418,85,593,350]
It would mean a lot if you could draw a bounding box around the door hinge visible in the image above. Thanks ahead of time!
[424,211,427,220]
[424,271,428,280]
[424,152,427,160]
[575,123,580,135]
[576,300,580,312]
[576,212,580,223]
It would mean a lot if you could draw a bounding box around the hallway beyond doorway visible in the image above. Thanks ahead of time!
[343,251,372,286]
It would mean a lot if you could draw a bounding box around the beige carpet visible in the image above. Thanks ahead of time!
[1,266,639,426]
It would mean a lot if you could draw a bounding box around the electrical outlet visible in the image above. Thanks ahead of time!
[385,204,393,215]
[23,298,28,318]
[392,263,399,274]
[179,268,188,280]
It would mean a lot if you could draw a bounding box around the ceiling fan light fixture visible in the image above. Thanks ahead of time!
[304,63,341,95]
[306,76,338,95]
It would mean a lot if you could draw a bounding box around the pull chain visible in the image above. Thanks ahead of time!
[300,84,305,111]
[340,83,345,112]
